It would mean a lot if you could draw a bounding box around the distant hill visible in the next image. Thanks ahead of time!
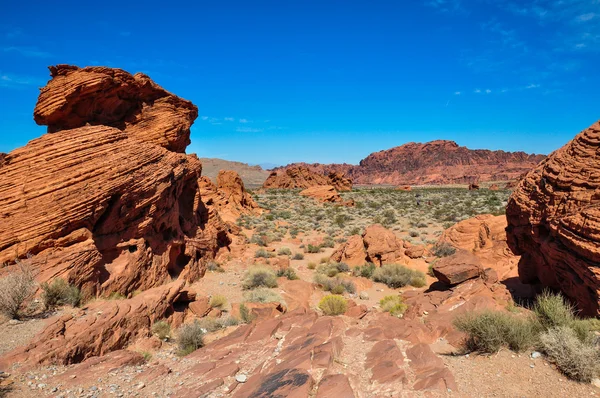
[199,158,270,187]
[273,140,545,185]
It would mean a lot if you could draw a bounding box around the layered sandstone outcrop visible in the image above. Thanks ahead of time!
[506,120,600,316]
[330,224,421,266]
[262,166,352,191]
[275,140,545,185]
[299,185,354,206]
[0,65,251,297]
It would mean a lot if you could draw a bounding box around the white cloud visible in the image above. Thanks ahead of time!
[485,89,492,93]
[454,91,462,95]
[0,72,45,88]
[525,83,540,89]
[577,12,596,22]
[474,89,482,93]
[3,46,52,58]
[239,118,249,123]
[224,117,234,121]
[236,127,263,133]
[201,116,209,121]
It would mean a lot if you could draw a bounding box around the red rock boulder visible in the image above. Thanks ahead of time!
[432,250,483,285]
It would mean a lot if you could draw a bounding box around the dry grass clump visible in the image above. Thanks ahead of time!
[292,253,304,260]
[314,274,356,294]
[431,242,456,257]
[243,288,285,305]
[276,267,299,280]
[277,247,292,256]
[177,320,205,356]
[319,295,348,315]
[372,264,426,288]
[151,320,171,340]
[317,262,350,277]
[255,249,274,258]
[380,295,407,317]
[209,294,228,309]
[455,291,600,382]
[0,264,36,319]
[243,267,278,289]
[41,278,81,308]
[352,263,376,278]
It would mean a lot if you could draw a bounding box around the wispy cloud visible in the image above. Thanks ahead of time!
[224,117,234,121]
[474,88,482,93]
[236,127,263,133]
[577,12,597,22]
[239,118,249,123]
[454,91,462,95]
[3,46,52,58]
[425,0,464,13]
[0,72,45,89]
[525,83,540,89]
[201,116,209,121]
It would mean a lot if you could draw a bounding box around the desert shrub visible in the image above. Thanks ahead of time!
[207,261,225,272]
[242,267,278,289]
[533,290,575,330]
[277,247,292,256]
[177,320,205,355]
[195,316,240,333]
[319,295,348,315]
[352,263,376,278]
[307,262,317,270]
[321,237,335,248]
[106,292,127,300]
[255,249,273,258]
[209,294,228,309]
[0,264,36,319]
[243,288,284,304]
[372,264,426,288]
[453,311,538,353]
[292,253,304,260]
[408,230,419,238]
[319,257,329,264]
[427,264,435,277]
[41,278,81,308]
[380,295,407,317]
[239,303,256,323]
[276,267,299,280]
[540,326,600,382]
[432,242,456,257]
[317,262,349,277]
[151,320,171,340]
[314,274,356,294]
[305,244,322,253]
[249,234,270,247]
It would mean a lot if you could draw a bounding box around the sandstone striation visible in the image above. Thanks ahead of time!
[262,166,352,190]
[275,140,545,185]
[299,185,353,206]
[0,65,253,298]
[506,120,600,316]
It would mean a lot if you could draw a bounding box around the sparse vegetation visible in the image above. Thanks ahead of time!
[319,295,348,315]
[292,253,304,260]
[151,320,171,340]
[209,294,228,309]
[242,267,278,289]
[454,291,600,382]
[255,249,274,258]
[40,278,81,308]
[352,263,376,278]
[276,267,299,280]
[380,295,408,317]
[372,264,427,288]
[277,247,292,256]
[432,242,456,257]
[314,274,356,294]
[177,320,205,356]
[239,303,256,323]
[243,288,285,304]
[0,264,36,319]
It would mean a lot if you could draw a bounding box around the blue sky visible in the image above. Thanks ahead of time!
[1,1,599,166]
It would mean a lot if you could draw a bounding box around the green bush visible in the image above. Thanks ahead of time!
[209,294,228,309]
[319,295,348,315]
[242,267,278,289]
[276,267,299,280]
[432,242,456,257]
[317,262,349,277]
[255,249,273,258]
[305,244,322,253]
[540,326,600,382]
[372,264,426,288]
[453,311,538,353]
[314,274,356,294]
[353,263,376,278]
[307,262,317,270]
[41,278,81,308]
[277,247,292,256]
[151,320,171,340]
[533,290,575,330]
[292,253,304,260]
[380,295,407,317]
[240,303,256,323]
[177,320,205,356]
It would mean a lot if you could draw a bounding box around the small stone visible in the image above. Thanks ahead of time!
[422,311,429,315]
[531,351,542,359]
[530,364,535,368]
[235,374,247,383]
[359,292,369,300]
[90,386,98,391]
[592,378,600,388]
[70,375,77,379]
[136,382,145,390]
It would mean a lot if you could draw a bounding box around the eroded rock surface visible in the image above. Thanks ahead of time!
[506,120,600,315]
[262,166,353,191]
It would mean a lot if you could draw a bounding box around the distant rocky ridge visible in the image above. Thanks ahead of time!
[198,158,270,187]
[274,140,545,185]
[262,166,352,191]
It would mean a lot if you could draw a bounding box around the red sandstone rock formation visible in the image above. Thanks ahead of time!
[274,140,545,185]
[506,120,600,316]
[330,224,421,266]
[468,183,480,190]
[0,65,247,297]
[262,166,353,190]
[299,185,353,206]
[489,184,499,191]
[433,250,483,285]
